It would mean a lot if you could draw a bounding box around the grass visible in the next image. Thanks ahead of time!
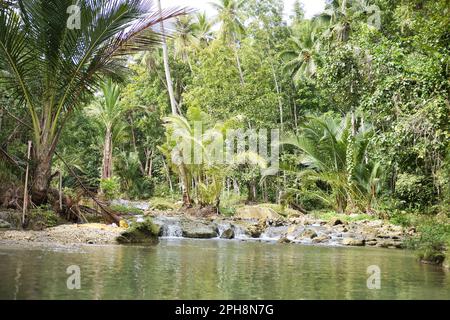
[149,197,179,211]
[310,210,377,223]
[109,204,143,215]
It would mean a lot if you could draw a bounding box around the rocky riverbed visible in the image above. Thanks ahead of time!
[0,206,413,248]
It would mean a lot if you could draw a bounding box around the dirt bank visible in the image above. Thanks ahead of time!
[0,223,124,247]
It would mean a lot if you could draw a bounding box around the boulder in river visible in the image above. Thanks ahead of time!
[342,238,365,246]
[181,220,218,238]
[236,206,281,220]
[220,228,235,239]
[312,235,330,244]
[296,228,317,240]
[116,219,159,244]
[328,218,344,226]
[277,237,291,244]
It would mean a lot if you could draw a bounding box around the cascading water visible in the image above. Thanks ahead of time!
[152,216,183,238]
[260,226,289,241]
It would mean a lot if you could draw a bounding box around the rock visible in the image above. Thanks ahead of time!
[0,219,11,229]
[181,220,218,239]
[329,218,344,226]
[366,240,378,246]
[277,237,291,244]
[247,225,263,238]
[342,238,365,246]
[116,219,159,244]
[220,228,235,239]
[296,228,317,240]
[236,206,281,220]
[376,240,403,249]
[312,235,330,243]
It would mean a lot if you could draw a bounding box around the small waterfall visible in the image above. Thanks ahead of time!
[153,216,183,238]
[161,224,183,238]
[215,222,231,238]
[260,226,288,241]
[232,224,250,239]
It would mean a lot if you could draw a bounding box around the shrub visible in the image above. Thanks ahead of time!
[100,177,121,201]
[407,221,450,265]
[28,206,59,229]
[395,173,435,209]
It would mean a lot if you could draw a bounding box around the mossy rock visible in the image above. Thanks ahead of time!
[117,219,159,244]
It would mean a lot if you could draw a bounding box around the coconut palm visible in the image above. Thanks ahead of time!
[318,0,378,43]
[193,12,214,47]
[280,21,322,83]
[160,108,266,208]
[172,15,197,66]
[210,0,246,84]
[0,0,184,204]
[86,79,124,182]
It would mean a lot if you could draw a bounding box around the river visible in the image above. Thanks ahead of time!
[0,239,449,299]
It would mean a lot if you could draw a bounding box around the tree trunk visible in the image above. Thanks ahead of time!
[158,0,178,115]
[101,127,113,180]
[179,163,192,207]
[234,43,244,85]
[31,145,53,205]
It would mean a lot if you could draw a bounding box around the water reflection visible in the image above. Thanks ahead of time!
[0,239,449,299]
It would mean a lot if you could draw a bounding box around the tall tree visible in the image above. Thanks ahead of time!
[86,79,123,182]
[172,15,197,70]
[157,0,179,115]
[211,0,246,84]
[280,21,322,83]
[0,0,183,204]
[193,12,214,47]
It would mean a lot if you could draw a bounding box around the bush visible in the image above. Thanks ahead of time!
[388,210,418,227]
[100,177,121,201]
[395,173,435,209]
[28,206,59,229]
[407,221,450,265]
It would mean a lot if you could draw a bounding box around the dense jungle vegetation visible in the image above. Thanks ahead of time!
[0,0,449,262]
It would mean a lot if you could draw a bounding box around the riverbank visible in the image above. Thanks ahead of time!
[0,206,411,250]
[0,223,124,247]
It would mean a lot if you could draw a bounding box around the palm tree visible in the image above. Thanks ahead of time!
[210,0,246,84]
[0,0,184,204]
[280,21,322,83]
[318,0,377,43]
[193,12,214,47]
[157,0,179,115]
[172,15,197,68]
[86,79,124,183]
[160,109,267,208]
[283,113,379,213]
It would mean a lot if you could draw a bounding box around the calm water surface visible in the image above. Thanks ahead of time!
[0,239,449,299]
